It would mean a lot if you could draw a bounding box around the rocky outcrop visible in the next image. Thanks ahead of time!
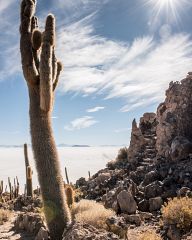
[156,76,192,160]
[127,119,146,163]
[75,75,192,240]
[14,212,49,239]
[63,222,120,240]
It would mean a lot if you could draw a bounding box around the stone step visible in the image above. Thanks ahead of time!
[143,158,154,163]
[145,154,156,159]
[145,148,156,154]
[140,162,150,166]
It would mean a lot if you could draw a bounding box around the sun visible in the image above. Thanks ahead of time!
[146,0,191,23]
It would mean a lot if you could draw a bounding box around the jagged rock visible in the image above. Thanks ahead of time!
[142,170,159,186]
[96,173,111,185]
[139,212,153,221]
[138,199,149,212]
[14,212,45,235]
[156,78,192,159]
[139,112,157,134]
[62,222,120,240]
[144,181,163,199]
[106,216,128,239]
[76,177,87,187]
[149,197,163,212]
[127,119,146,163]
[177,187,191,197]
[117,190,137,214]
[123,214,142,226]
[170,136,192,161]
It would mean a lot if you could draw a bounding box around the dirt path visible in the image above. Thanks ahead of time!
[0,212,33,240]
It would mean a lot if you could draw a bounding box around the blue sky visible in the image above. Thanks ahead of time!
[0,0,192,145]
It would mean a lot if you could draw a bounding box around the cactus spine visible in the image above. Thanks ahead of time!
[20,1,71,239]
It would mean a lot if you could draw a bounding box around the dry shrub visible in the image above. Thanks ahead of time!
[107,147,128,169]
[162,197,192,231]
[137,230,162,240]
[72,199,115,229]
[0,209,10,225]
[117,147,128,160]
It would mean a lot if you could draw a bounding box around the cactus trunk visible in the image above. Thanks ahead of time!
[29,88,71,238]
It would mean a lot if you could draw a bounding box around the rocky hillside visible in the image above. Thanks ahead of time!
[76,74,192,240]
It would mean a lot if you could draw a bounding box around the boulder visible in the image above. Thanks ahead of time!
[170,136,192,161]
[144,181,163,199]
[177,187,191,197]
[124,214,142,226]
[138,199,149,212]
[106,216,127,239]
[149,197,163,212]
[117,190,137,214]
[142,171,159,186]
[96,173,111,185]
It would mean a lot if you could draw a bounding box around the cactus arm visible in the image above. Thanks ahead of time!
[53,61,63,91]
[31,17,41,73]
[20,0,39,86]
[39,14,55,112]
[52,48,58,83]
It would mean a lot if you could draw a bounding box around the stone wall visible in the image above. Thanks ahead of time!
[156,75,192,160]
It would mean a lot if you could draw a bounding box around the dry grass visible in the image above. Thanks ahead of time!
[72,199,115,230]
[162,197,192,231]
[137,230,162,240]
[0,209,10,225]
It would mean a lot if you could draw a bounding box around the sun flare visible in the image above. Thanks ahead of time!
[146,0,191,24]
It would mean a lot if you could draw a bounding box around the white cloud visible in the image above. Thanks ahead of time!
[56,16,192,112]
[64,116,98,131]
[87,106,105,113]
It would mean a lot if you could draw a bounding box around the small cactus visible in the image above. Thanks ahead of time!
[65,167,70,185]
[65,185,74,208]
[0,181,3,196]
[88,171,91,180]
[8,178,12,200]
[27,166,33,197]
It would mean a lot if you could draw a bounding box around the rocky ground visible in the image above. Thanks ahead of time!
[1,76,192,239]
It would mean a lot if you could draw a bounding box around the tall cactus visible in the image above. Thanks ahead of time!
[20,0,71,239]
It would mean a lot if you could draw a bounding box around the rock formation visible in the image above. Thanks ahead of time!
[156,75,192,160]
[76,75,192,240]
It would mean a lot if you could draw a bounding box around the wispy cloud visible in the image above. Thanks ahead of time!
[87,106,105,113]
[64,116,98,131]
[56,15,192,112]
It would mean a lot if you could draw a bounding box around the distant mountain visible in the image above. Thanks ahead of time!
[0,144,123,148]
